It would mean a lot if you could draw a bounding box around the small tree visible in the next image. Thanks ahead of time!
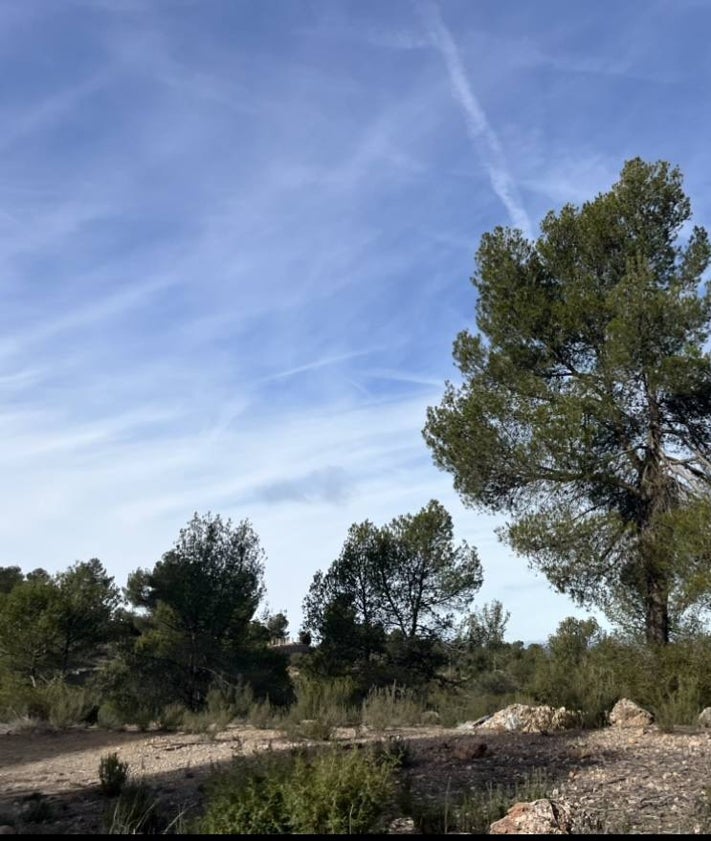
[54,559,121,675]
[303,500,483,684]
[125,512,288,709]
[459,600,510,650]
[265,611,289,644]
[0,575,61,683]
[0,559,119,682]
[0,566,23,594]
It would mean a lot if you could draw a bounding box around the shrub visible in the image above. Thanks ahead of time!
[426,687,532,729]
[288,675,359,727]
[247,698,280,729]
[44,681,94,729]
[0,676,94,729]
[99,752,129,796]
[96,702,126,731]
[199,744,398,834]
[157,702,186,732]
[361,683,425,729]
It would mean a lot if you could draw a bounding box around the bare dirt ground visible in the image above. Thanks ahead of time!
[1,721,710,834]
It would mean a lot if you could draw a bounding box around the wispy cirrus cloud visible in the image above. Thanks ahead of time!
[418,0,532,237]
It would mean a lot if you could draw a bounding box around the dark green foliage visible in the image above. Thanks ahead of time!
[302,500,482,688]
[425,158,711,645]
[99,752,129,796]
[0,575,62,682]
[518,617,711,727]
[265,611,289,643]
[198,745,399,834]
[54,559,121,676]
[0,559,119,683]
[124,512,292,712]
[0,566,23,594]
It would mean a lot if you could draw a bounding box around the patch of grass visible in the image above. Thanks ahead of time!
[291,676,359,725]
[361,683,426,729]
[182,687,236,738]
[371,735,415,769]
[280,717,334,742]
[0,677,95,730]
[247,698,280,729]
[7,715,56,735]
[402,767,551,834]
[103,782,162,834]
[652,673,703,731]
[157,702,186,732]
[44,681,95,729]
[21,793,54,824]
[273,675,359,740]
[96,701,126,731]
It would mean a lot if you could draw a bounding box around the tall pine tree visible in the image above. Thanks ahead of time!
[424,159,711,644]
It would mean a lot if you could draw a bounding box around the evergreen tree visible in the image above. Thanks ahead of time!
[425,159,711,644]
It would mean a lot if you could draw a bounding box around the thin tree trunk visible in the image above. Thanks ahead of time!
[644,573,669,645]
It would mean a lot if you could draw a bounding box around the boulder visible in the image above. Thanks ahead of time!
[608,698,654,727]
[698,707,711,728]
[489,799,574,834]
[460,704,580,734]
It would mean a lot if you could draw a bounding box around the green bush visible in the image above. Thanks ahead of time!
[229,680,257,719]
[96,701,126,731]
[44,681,95,729]
[199,745,399,834]
[247,698,280,729]
[157,702,186,732]
[0,675,94,728]
[99,752,129,796]
[288,675,359,727]
[0,670,35,720]
[525,630,711,729]
[273,675,359,739]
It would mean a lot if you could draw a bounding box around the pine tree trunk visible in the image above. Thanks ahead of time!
[644,570,670,645]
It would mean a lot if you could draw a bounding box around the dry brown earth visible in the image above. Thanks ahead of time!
[1,721,710,833]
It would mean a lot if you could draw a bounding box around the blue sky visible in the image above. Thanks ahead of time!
[1,0,709,642]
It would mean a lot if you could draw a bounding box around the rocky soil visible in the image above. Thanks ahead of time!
[1,720,710,834]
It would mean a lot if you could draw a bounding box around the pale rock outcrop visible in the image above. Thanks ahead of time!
[608,698,654,727]
[489,799,574,834]
[457,704,580,734]
[697,707,711,728]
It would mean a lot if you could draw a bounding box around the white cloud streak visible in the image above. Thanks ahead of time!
[418,1,532,238]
